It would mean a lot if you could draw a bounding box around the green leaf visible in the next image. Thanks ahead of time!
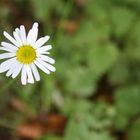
[114,113,129,130]
[86,0,112,24]
[115,86,140,117]
[88,131,115,140]
[125,20,140,61]
[65,67,97,97]
[32,0,64,20]
[63,100,115,140]
[109,54,140,85]
[128,118,140,140]
[88,43,119,76]
[110,7,135,37]
[40,135,62,140]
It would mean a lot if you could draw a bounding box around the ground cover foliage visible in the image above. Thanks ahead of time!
[0,0,140,140]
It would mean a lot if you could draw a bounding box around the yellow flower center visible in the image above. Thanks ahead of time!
[16,45,36,64]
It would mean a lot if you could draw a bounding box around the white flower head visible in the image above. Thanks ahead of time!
[0,22,56,85]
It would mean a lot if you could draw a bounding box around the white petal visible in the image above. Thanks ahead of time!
[30,63,40,81]
[6,60,20,77]
[0,53,15,59]
[15,28,22,44]
[1,42,18,51]
[31,23,38,42]
[3,31,19,46]
[12,63,23,78]
[33,22,39,28]
[27,22,38,44]
[31,28,38,43]
[37,58,56,72]
[26,65,34,84]
[19,25,27,44]
[0,57,16,73]
[34,36,50,48]
[43,62,56,72]
[34,60,50,74]
[37,52,50,55]
[21,65,27,85]
[37,45,52,54]
[13,30,22,46]
[0,47,15,52]
[38,54,55,64]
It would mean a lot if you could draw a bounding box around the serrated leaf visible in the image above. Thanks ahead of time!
[88,43,118,76]
[125,20,140,61]
[65,67,97,97]
[110,7,135,37]
[115,86,140,117]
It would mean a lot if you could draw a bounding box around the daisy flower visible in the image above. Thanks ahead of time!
[0,22,56,85]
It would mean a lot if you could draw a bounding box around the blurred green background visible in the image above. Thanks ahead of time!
[0,0,140,140]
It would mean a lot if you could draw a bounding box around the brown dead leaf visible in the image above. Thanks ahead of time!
[42,114,67,134]
[17,122,42,139]
[60,20,78,34]
[75,0,86,7]
[65,21,78,34]
[17,114,67,139]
